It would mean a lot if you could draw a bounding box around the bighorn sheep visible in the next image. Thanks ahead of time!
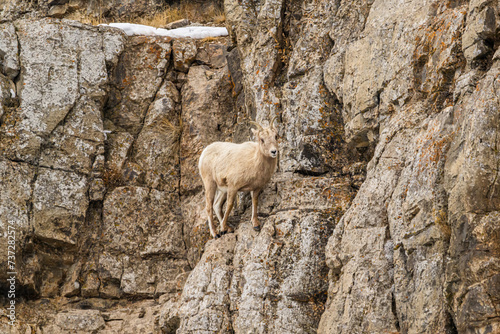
[198,117,279,238]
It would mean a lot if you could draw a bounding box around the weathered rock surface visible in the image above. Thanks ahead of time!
[1,0,500,333]
[0,16,233,333]
[0,0,166,21]
[179,64,236,195]
[0,159,34,283]
[0,18,125,299]
[0,0,224,23]
[178,0,499,333]
[106,35,170,136]
[164,19,191,30]
[172,39,197,73]
[0,23,20,80]
[317,1,500,333]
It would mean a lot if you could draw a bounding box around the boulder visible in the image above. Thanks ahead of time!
[172,39,197,73]
[164,19,191,30]
[0,22,20,79]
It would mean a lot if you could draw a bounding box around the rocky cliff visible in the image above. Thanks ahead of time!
[1,0,499,333]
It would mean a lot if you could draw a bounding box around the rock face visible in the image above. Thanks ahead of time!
[0,0,165,21]
[316,2,500,333]
[0,0,224,22]
[1,1,500,334]
[0,17,234,333]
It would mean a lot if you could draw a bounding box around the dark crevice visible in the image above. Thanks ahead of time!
[470,38,496,72]
[375,90,382,106]
[294,169,329,177]
[4,156,91,177]
[23,160,39,274]
[273,0,298,85]
[12,22,22,94]
[160,315,181,334]
[446,311,459,334]
[177,71,183,198]
[392,293,401,331]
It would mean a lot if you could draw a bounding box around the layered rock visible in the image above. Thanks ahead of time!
[1,0,500,333]
[177,0,499,333]
[0,0,165,21]
[173,1,365,333]
[0,19,124,298]
[0,17,234,333]
[317,1,500,333]
[0,0,224,22]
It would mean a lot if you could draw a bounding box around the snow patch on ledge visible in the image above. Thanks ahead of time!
[100,23,228,39]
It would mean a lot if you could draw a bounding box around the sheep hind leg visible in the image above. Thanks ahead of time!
[204,181,218,238]
[220,189,236,235]
[213,189,227,224]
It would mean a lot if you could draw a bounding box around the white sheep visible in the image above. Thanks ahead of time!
[198,117,279,238]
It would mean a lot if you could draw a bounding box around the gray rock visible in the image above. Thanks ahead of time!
[172,39,197,73]
[444,60,500,333]
[133,81,180,193]
[106,36,171,135]
[101,186,189,297]
[462,3,497,65]
[32,168,89,246]
[0,159,34,282]
[1,0,165,21]
[61,262,82,297]
[196,43,227,68]
[178,235,237,333]
[55,309,105,332]
[105,130,134,172]
[1,19,120,164]
[48,4,68,17]
[0,22,20,79]
[164,19,191,30]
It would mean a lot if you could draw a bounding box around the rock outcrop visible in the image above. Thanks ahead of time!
[0,0,165,21]
[1,0,500,333]
[0,0,225,22]
[0,17,234,333]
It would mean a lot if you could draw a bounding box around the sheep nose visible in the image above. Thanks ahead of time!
[271,150,277,156]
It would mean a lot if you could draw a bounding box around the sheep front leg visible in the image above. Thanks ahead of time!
[251,190,261,232]
[219,189,236,236]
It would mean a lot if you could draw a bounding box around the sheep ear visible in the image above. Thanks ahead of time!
[251,128,258,136]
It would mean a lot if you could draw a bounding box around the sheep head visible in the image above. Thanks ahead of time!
[250,117,278,159]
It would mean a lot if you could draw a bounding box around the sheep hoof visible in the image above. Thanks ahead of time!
[253,225,261,232]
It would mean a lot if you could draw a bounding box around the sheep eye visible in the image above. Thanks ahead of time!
[260,138,264,143]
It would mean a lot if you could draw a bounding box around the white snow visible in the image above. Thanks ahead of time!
[101,23,228,39]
